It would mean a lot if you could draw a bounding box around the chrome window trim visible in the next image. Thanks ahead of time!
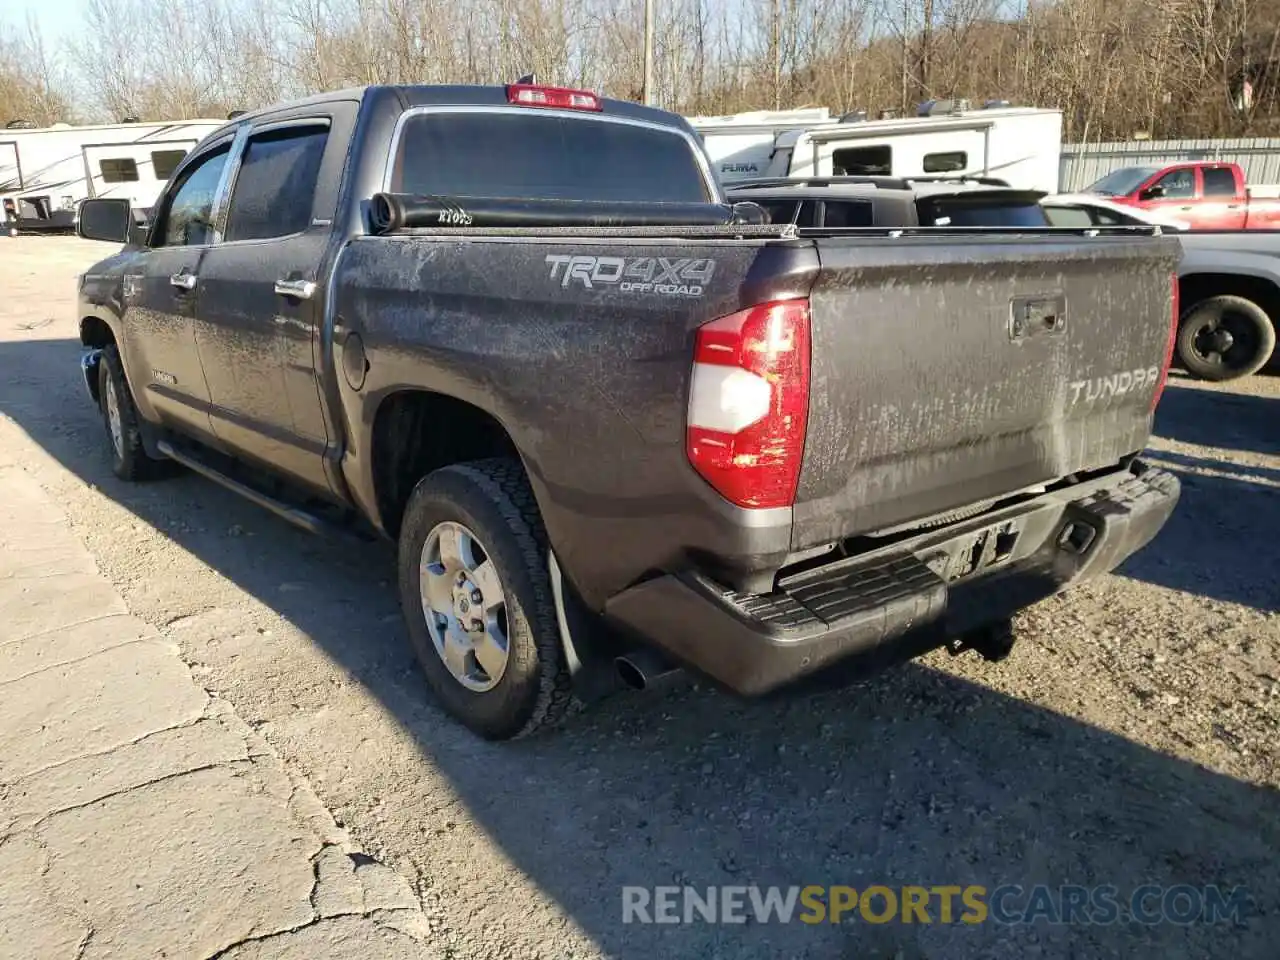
[379,104,721,204]
[146,132,237,248]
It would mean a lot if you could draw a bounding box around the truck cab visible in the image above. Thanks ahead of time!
[1086,161,1280,230]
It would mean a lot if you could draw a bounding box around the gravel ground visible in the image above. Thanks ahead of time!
[1,236,1277,959]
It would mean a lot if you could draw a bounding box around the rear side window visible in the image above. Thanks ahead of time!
[392,112,709,202]
[151,150,187,180]
[1203,167,1236,197]
[832,145,891,176]
[99,158,139,183]
[224,125,328,241]
[821,200,873,227]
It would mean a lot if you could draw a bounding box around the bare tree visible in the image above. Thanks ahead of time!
[0,16,72,125]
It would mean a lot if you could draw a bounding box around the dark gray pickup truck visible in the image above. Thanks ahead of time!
[73,82,1182,740]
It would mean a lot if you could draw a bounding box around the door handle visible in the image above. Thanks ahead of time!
[274,278,316,300]
[169,272,197,291]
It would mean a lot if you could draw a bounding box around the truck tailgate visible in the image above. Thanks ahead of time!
[793,232,1181,549]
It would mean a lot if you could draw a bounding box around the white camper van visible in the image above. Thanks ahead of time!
[688,101,1064,193]
[1,119,224,236]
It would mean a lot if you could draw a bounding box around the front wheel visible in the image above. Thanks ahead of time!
[98,346,170,481]
[397,458,574,740]
[1176,295,1276,381]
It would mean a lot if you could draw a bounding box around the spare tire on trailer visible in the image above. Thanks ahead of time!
[1176,294,1276,381]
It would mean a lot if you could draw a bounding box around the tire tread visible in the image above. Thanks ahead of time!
[399,457,575,739]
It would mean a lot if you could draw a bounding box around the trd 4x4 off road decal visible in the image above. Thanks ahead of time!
[545,255,716,297]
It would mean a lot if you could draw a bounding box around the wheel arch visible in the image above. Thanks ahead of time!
[369,388,526,540]
[1178,272,1280,331]
[80,314,118,349]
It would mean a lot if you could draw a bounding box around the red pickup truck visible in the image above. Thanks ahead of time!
[1085,161,1280,230]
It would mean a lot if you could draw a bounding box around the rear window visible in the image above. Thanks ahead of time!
[391,111,709,202]
[919,195,1049,227]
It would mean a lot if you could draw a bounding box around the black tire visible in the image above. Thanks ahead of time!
[397,458,574,740]
[1177,295,1276,382]
[98,345,169,481]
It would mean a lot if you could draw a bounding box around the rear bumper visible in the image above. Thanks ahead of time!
[604,462,1180,696]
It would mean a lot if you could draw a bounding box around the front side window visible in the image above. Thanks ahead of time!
[1152,169,1194,199]
[154,144,231,247]
[100,158,139,183]
[224,125,329,242]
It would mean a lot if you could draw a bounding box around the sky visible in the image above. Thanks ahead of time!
[8,0,86,46]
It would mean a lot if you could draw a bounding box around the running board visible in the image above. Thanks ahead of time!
[156,440,354,540]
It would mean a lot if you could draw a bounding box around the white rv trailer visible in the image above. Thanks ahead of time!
[0,119,224,235]
[687,101,1064,193]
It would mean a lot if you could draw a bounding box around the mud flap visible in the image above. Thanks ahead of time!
[549,551,628,702]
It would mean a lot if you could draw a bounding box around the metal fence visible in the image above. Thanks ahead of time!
[1060,138,1280,191]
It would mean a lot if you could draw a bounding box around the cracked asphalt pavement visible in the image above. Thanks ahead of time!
[0,237,1277,959]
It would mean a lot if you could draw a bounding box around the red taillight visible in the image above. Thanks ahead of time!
[1151,274,1179,412]
[686,299,811,509]
[506,84,602,111]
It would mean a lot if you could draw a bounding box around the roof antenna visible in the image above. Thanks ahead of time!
[515,72,536,85]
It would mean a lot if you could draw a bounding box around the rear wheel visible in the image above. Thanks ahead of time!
[1177,295,1276,381]
[397,458,574,740]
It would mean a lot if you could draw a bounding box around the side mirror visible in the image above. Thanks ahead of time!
[77,198,133,243]
[1139,185,1165,201]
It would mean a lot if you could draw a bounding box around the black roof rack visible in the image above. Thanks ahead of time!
[727,175,913,191]
[725,174,1013,192]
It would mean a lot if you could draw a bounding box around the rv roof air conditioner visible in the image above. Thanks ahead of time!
[917,99,970,117]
